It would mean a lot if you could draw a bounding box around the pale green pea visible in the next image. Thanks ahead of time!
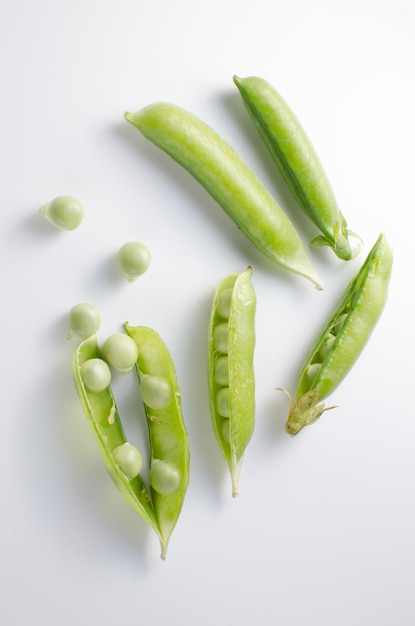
[140,375,172,409]
[80,358,111,393]
[102,333,139,374]
[281,233,393,436]
[216,387,230,418]
[306,362,321,386]
[319,334,336,360]
[68,302,101,339]
[212,323,229,354]
[208,267,256,497]
[233,75,361,261]
[216,288,233,319]
[213,356,229,386]
[125,104,323,289]
[117,241,151,283]
[39,195,84,230]
[150,459,181,495]
[112,442,143,479]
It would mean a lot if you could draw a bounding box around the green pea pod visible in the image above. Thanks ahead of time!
[72,336,160,536]
[125,103,323,290]
[233,75,361,261]
[280,233,393,435]
[124,324,190,560]
[208,266,256,496]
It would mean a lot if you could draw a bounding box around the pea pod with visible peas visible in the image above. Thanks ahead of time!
[124,103,323,290]
[208,266,256,497]
[73,335,159,536]
[233,75,361,261]
[124,324,190,559]
[279,233,393,435]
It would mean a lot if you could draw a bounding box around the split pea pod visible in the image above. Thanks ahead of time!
[124,103,323,290]
[233,75,360,261]
[72,335,159,536]
[280,233,392,435]
[124,324,190,559]
[208,266,256,497]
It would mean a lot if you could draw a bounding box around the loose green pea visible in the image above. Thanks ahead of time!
[233,75,361,261]
[73,335,160,543]
[124,324,189,559]
[39,195,85,230]
[125,103,323,290]
[150,459,181,495]
[280,233,393,435]
[117,241,152,283]
[68,302,101,340]
[208,266,256,497]
[102,333,139,375]
[80,358,111,393]
[112,442,143,480]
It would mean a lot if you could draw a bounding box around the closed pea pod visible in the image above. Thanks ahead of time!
[208,266,256,497]
[279,233,393,435]
[73,335,159,539]
[233,75,361,261]
[124,103,323,290]
[124,324,189,560]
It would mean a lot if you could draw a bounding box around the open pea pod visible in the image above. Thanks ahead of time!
[72,335,160,538]
[280,233,393,435]
[208,266,256,496]
[233,75,361,261]
[124,324,190,560]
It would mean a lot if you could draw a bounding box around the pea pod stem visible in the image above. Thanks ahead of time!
[125,103,323,290]
[280,233,392,435]
[233,75,361,261]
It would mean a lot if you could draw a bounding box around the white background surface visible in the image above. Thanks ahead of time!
[1,0,414,624]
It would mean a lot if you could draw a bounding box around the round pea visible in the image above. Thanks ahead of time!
[117,241,152,283]
[150,459,181,495]
[212,323,229,354]
[306,362,321,385]
[39,195,85,230]
[112,442,143,479]
[221,419,230,443]
[213,356,229,386]
[68,302,101,339]
[216,288,233,319]
[216,386,230,418]
[319,333,336,360]
[140,375,172,409]
[80,358,111,393]
[102,333,139,374]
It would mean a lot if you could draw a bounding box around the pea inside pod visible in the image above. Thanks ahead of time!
[279,233,393,435]
[124,324,190,560]
[233,75,361,261]
[73,335,159,537]
[125,103,323,290]
[208,266,256,497]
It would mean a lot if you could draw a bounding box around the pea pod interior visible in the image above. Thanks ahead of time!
[208,266,256,496]
[72,335,159,534]
[124,324,190,559]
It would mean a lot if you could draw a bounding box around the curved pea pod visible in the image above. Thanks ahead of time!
[72,336,160,537]
[280,233,393,435]
[208,266,256,497]
[124,324,190,560]
[125,103,323,290]
[233,75,361,261]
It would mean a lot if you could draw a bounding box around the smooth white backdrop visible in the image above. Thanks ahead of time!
[1,1,414,624]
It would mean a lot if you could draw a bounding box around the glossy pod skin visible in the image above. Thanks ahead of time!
[73,336,159,535]
[208,267,256,496]
[281,233,393,435]
[233,75,360,261]
[125,103,323,290]
[124,324,190,559]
